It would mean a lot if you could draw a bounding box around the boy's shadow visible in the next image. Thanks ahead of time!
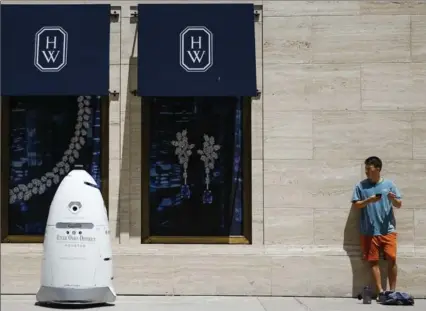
[343,206,388,297]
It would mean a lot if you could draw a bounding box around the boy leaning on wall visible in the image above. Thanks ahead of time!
[351,156,402,302]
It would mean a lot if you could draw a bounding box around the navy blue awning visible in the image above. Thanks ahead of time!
[137,4,257,97]
[1,4,110,96]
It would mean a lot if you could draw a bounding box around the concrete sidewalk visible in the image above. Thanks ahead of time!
[1,295,425,311]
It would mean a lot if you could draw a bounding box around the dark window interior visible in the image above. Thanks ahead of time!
[3,96,104,236]
[146,96,247,237]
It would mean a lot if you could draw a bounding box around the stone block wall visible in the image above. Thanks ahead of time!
[1,0,426,297]
[261,0,426,250]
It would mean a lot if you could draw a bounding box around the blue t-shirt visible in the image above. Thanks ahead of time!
[351,178,402,236]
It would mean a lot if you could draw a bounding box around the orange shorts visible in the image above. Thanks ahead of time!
[360,232,397,262]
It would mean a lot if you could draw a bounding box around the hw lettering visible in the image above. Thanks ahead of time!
[187,36,205,63]
[179,26,213,73]
[34,26,68,73]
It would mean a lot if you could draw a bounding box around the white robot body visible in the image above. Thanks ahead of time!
[37,167,116,304]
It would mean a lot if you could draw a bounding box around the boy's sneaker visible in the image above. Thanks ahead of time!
[377,291,394,303]
[377,292,387,303]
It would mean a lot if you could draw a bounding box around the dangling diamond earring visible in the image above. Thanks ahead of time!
[171,129,194,199]
[197,134,221,204]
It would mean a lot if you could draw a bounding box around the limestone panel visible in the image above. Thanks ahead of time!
[414,209,426,247]
[264,111,313,160]
[263,1,360,17]
[311,15,410,63]
[385,161,426,210]
[413,113,426,160]
[264,64,308,110]
[109,98,121,125]
[393,208,415,245]
[120,116,130,165]
[110,32,121,65]
[109,123,121,161]
[252,99,263,160]
[264,208,314,245]
[121,18,138,64]
[252,160,264,245]
[173,255,272,296]
[314,208,360,246]
[110,12,121,34]
[362,63,426,111]
[129,97,142,201]
[127,88,142,239]
[109,64,121,92]
[264,64,361,111]
[108,203,119,237]
[129,175,141,201]
[360,0,426,15]
[121,65,138,105]
[114,255,174,294]
[263,160,360,208]
[129,199,141,238]
[1,252,40,294]
[2,247,426,297]
[109,65,121,124]
[272,255,426,297]
[397,257,426,296]
[271,255,368,297]
[255,21,263,91]
[264,17,312,64]
[108,159,121,222]
[109,220,119,242]
[412,16,426,62]
[0,251,175,295]
[308,64,361,111]
[313,111,412,160]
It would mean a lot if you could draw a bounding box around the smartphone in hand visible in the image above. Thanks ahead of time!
[375,193,382,198]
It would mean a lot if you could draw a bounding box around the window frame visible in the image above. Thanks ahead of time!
[0,96,110,243]
[140,96,252,244]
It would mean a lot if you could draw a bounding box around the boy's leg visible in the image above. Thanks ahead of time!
[361,235,383,293]
[382,232,398,291]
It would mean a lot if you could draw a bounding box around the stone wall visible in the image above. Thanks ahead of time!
[1,0,426,297]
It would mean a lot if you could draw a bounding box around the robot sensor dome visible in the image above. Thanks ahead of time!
[68,201,82,214]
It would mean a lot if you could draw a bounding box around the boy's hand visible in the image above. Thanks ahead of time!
[367,194,381,203]
[387,192,397,199]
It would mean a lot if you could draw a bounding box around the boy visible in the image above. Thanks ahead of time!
[351,156,402,300]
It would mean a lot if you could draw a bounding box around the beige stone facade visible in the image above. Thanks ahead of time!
[1,0,426,297]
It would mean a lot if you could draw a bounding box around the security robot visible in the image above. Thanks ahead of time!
[37,165,116,305]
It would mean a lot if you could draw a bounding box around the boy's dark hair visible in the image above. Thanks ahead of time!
[364,156,382,171]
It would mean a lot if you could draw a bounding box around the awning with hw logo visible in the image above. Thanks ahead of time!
[137,4,257,97]
[0,4,110,96]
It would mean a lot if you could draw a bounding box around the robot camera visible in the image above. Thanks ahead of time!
[68,201,82,214]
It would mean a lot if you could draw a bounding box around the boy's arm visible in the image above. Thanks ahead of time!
[351,183,380,208]
[388,183,402,208]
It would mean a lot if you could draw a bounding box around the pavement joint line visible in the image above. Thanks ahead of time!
[294,297,311,311]
[256,297,267,311]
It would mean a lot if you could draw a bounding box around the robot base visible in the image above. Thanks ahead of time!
[36,286,116,305]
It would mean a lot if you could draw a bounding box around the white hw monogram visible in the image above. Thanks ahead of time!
[34,26,68,73]
[187,36,205,63]
[179,26,213,73]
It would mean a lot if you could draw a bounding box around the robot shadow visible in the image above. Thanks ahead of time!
[35,302,115,309]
